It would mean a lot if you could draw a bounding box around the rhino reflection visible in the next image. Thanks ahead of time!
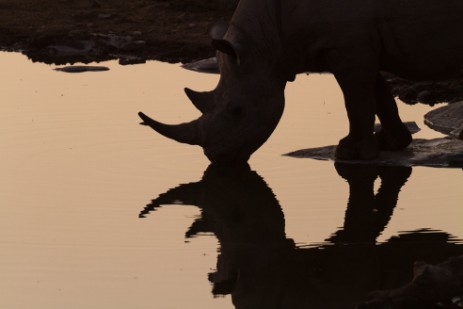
[140,164,463,308]
[359,254,463,308]
[140,164,286,244]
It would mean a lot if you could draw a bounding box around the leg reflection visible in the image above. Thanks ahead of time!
[329,163,412,244]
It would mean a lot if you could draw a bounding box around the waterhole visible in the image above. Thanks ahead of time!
[0,52,461,308]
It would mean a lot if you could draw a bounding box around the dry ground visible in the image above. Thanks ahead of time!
[0,0,233,64]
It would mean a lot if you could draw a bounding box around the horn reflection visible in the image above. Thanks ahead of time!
[140,164,463,308]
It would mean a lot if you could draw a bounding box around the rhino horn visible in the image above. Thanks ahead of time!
[184,87,215,114]
[138,112,202,146]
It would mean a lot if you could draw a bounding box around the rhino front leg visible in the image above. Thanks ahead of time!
[375,75,413,150]
[328,51,379,160]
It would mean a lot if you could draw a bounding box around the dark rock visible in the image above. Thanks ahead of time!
[181,57,219,73]
[54,65,109,73]
[287,137,463,168]
[384,73,463,105]
[91,33,145,51]
[117,55,146,65]
[425,101,463,139]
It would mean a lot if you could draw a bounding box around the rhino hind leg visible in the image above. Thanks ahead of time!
[374,75,412,151]
[335,135,379,160]
[375,124,412,151]
[330,56,379,160]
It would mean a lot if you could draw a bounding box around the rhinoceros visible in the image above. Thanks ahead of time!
[139,0,463,164]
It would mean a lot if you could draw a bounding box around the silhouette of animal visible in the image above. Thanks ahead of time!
[139,0,463,164]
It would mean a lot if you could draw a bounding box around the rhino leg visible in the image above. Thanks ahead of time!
[374,75,412,150]
[329,51,379,160]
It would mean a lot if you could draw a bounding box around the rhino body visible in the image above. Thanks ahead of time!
[139,0,463,164]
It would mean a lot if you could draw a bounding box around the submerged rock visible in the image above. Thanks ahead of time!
[54,65,109,73]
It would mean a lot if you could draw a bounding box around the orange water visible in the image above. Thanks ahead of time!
[0,52,461,308]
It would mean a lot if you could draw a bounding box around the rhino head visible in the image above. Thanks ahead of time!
[139,26,286,164]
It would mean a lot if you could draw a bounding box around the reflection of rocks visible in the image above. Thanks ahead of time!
[141,164,463,308]
[359,254,463,308]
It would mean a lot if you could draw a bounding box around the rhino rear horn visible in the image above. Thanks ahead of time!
[184,88,215,114]
[138,112,202,146]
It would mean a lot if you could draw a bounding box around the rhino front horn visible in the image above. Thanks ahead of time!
[138,112,202,146]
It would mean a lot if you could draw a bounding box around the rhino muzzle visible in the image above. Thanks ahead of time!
[139,85,284,164]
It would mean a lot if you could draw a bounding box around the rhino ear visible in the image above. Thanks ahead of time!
[211,39,241,65]
[209,21,229,40]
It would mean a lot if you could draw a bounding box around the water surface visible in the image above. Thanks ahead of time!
[1,52,462,308]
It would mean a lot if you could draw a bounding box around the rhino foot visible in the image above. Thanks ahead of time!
[375,124,412,151]
[335,135,379,160]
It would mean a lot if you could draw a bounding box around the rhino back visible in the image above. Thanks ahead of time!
[228,0,463,79]
[279,0,384,72]
[378,0,463,79]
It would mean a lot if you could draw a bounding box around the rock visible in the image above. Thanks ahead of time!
[47,41,94,57]
[217,0,239,9]
[425,101,463,139]
[98,13,112,19]
[384,73,463,105]
[374,121,421,135]
[287,138,463,168]
[181,57,219,73]
[117,55,146,65]
[91,33,146,51]
[286,121,463,168]
[54,65,109,73]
